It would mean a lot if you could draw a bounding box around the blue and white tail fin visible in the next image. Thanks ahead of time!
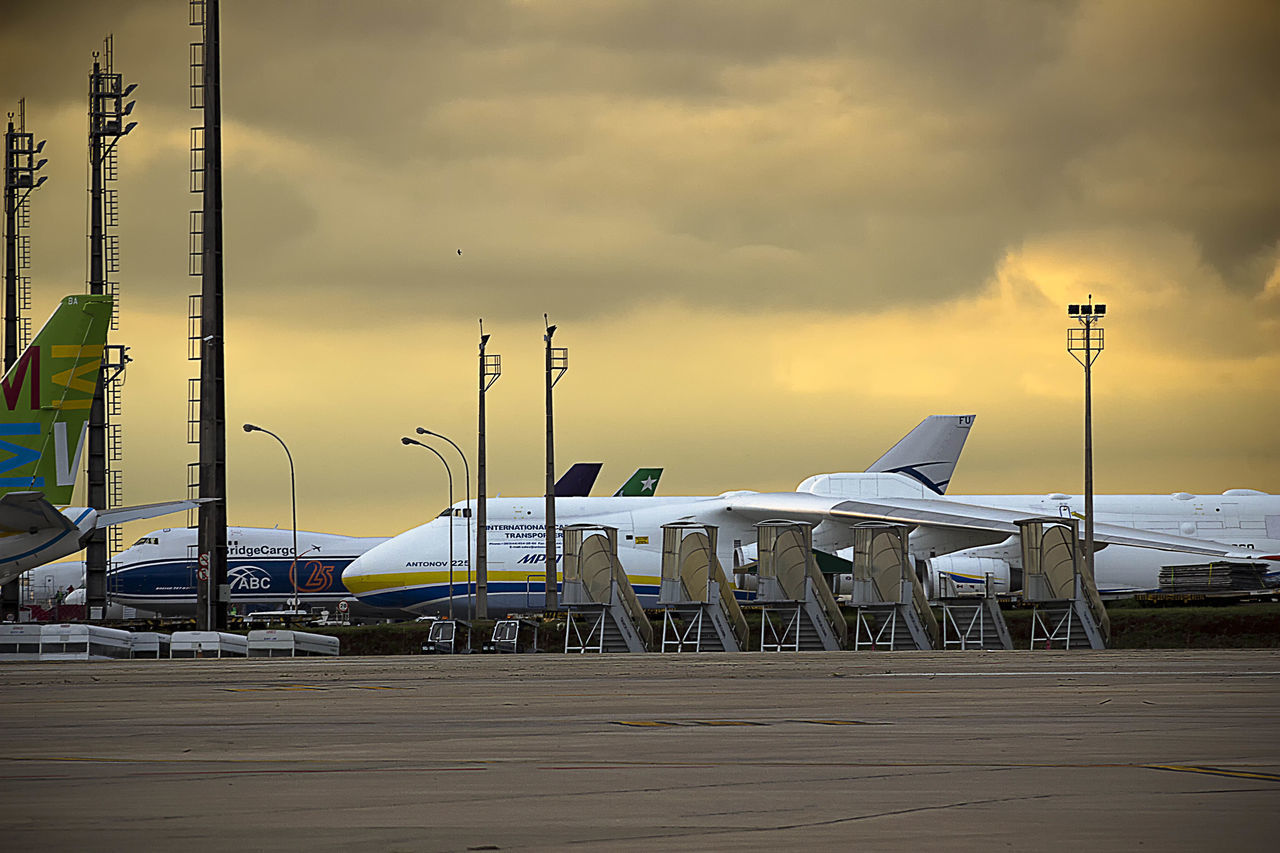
[866,415,975,494]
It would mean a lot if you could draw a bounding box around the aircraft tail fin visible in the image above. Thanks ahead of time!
[614,467,662,497]
[866,415,975,495]
[554,463,602,497]
[0,295,114,504]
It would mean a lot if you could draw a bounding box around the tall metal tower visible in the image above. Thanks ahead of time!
[85,36,137,619]
[1,98,47,621]
[190,0,229,630]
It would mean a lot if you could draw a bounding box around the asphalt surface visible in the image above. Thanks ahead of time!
[2,650,1278,851]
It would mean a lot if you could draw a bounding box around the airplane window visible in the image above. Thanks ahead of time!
[131,537,159,546]
[436,508,452,518]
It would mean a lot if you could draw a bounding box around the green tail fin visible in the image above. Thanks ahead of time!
[614,468,663,497]
[0,294,114,504]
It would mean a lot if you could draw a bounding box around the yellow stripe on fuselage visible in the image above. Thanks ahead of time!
[343,568,662,597]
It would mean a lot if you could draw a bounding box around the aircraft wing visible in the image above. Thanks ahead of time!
[0,492,76,535]
[722,492,1254,559]
[95,499,210,529]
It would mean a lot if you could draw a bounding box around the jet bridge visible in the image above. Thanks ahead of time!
[752,521,846,651]
[656,523,748,652]
[1019,517,1109,650]
[847,524,939,650]
[561,524,653,653]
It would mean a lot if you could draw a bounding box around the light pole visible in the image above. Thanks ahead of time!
[544,316,568,611]
[243,423,299,612]
[477,324,501,620]
[417,428,473,620]
[403,436,455,620]
[1067,296,1106,589]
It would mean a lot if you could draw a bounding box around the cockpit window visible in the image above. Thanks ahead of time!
[437,508,452,518]
[437,507,474,518]
[131,537,160,547]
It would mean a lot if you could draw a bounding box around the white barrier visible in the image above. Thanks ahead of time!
[0,624,44,660]
[129,632,172,658]
[247,629,340,657]
[170,631,248,658]
[40,624,133,661]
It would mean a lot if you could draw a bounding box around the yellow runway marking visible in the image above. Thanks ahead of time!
[1145,764,1280,782]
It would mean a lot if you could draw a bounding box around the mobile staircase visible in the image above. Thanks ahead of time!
[847,523,938,650]
[561,525,653,653]
[656,523,748,652]
[752,521,846,651]
[937,572,1012,650]
[1019,517,1109,650]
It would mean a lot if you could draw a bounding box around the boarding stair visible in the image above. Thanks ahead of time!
[1019,518,1109,650]
[937,574,1013,650]
[561,525,653,653]
[656,523,748,652]
[847,524,937,650]
[752,521,846,651]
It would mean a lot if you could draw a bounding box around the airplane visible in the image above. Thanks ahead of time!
[0,294,201,587]
[106,526,386,615]
[103,465,665,614]
[340,415,1013,615]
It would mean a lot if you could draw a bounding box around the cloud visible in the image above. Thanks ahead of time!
[1,1,1277,542]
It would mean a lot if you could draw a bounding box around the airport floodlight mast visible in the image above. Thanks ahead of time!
[1,99,48,621]
[86,36,138,619]
[418,427,473,620]
[544,316,568,611]
[477,322,500,620]
[4,99,47,369]
[192,0,229,631]
[243,424,299,612]
[1067,296,1107,590]
[403,437,455,619]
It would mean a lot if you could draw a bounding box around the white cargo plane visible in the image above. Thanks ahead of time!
[341,415,1024,614]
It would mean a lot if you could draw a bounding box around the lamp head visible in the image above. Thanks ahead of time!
[1067,304,1080,316]
[401,437,414,446]
[242,423,258,433]
[416,427,435,437]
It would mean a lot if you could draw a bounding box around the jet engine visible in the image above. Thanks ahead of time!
[924,555,1021,597]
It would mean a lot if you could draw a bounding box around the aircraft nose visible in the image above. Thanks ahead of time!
[340,551,382,597]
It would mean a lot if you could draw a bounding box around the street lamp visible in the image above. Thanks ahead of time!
[417,427,473,621]
[1066,296,1107,590]
[403,436,455,620]
[243,423,299,612]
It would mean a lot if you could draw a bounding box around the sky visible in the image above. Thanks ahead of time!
[1,0,1277,546]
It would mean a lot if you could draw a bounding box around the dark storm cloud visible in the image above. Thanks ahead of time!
[3,1,1277,319]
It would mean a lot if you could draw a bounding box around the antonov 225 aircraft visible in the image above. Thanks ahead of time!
[0,295,200,587]
[342,416,1279,615]
[340,414,1024,614]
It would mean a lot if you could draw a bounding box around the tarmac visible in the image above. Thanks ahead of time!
[2,650,1278,851]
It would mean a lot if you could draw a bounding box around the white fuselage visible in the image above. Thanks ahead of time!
[341,475,1280,615]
